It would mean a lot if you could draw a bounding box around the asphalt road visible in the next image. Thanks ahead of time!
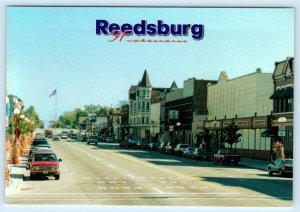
[6,139,293,206]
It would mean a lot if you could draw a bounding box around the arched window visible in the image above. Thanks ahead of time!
[142,101,145,109]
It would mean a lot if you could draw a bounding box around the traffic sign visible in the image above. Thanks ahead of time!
[278,131,286,137]
[279,126,286,131]
[169,125,174,132]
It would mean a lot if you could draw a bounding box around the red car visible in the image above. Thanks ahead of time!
[30,152,62,180]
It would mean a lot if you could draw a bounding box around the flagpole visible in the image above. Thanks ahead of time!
[55,90,57,121]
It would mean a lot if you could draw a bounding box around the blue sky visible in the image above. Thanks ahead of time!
[6,7,294,125]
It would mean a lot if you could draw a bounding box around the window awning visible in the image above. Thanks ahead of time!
[270,87,294,99]
[269,88,284,99]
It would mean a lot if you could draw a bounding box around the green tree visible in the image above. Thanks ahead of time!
[222,122,242,149]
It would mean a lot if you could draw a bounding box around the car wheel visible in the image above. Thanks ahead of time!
[55,174,60,180]
[87,142,90,145]
[221,159,225,166]
[268,168,273,176]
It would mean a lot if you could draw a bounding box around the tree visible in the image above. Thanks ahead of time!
[222,122,242,149]
[118,100,128,107]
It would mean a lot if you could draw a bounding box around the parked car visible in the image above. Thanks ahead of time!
[48,134,53,139]
[35,133,44,139]
[213,149,241,165]
[32,138,49,148]
[136,140,149,149]
[119,140,137,148]
[60,133,68,139]
[158,142,168,153]
[69,133,77,139]
[149,142,160,150]
[29,152,62,180]
[182,147,197,158]
[192,148,212,160]
[44,130,53,138]
[106,137,115,143]
[28,148,54,169]
[87,135,98,145]
[267,158,293,176]
[52,135,60,141]
[165,142,178,155]
[174,144,190,156]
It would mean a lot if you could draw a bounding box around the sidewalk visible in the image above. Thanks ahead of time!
[5,153,29,196]
[239,157,270,171]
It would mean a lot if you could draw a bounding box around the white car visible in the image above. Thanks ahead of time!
[61,134,68,139]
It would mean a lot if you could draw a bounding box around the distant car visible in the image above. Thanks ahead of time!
[136,141,149,149]
[174,144,190,156]
[29,152,62,180]
[119,140,137,148]
[158,142,168,153]
[35,133,44,139]
[48,134,53,139]
[60,133,68,139]
[32,139,49,148]
[106,137,115,143]
[213,149,241,165]
[87,135,98,145]
[192,148,212,160]
[52,135,60,141]
[69,133,77,139]
[182,147,197,158]
[165,142,178,155]
[149,142,160,150]
[267,158,293,176]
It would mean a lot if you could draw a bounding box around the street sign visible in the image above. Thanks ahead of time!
[279,126,286,131]
[169,110,179,119]
[169,125,174,132]
[278,131,286,137]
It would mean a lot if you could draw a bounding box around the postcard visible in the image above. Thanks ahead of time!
[5,6,294,207]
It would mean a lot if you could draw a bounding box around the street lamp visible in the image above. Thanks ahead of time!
[176,122,181,142]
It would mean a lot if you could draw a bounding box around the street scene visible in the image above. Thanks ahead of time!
[5,7,294,207]
[6,130,292,206]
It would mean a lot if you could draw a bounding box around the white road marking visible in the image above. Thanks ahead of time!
[98,187,106,190]
[159,181,167,184]
[176,187,185,189]
[127,174,135,179]
[199,186,208,189]
[153,187,164,194]
[108,164,114,168]
[98,181,106,184]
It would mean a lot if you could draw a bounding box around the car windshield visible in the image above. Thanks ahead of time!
[181,144,189,148]
[34,154,57,161]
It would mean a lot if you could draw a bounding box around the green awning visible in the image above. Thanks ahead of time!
[270,88,284,99]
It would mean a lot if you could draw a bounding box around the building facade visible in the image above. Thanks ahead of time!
[128,70,153,140]
[164,78,217,145]
[206,69,274,159]
[269,57,294,158]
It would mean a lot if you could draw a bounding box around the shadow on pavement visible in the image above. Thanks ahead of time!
[200,176,292,200]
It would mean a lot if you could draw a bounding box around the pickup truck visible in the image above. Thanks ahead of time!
[213,149,241,166]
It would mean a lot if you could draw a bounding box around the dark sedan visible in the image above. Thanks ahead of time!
[182,147,197,158]
[136,141,149,149]
[267,158,293,176]
[119,140,137,148]
[149,142,160,150]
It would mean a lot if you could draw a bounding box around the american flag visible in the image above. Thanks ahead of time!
[49,89,57,98]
